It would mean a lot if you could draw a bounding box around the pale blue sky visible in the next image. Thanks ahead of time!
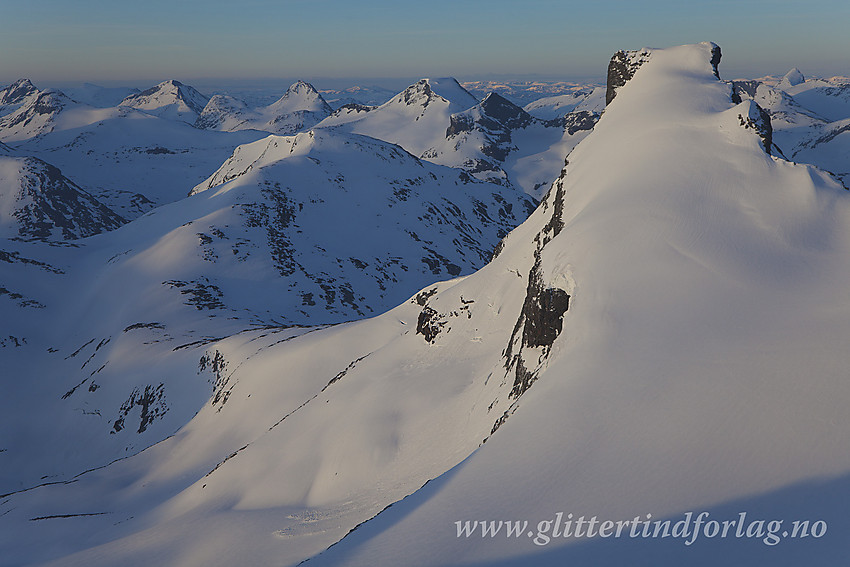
[1,0,848,86]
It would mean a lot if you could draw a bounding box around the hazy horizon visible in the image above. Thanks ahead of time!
[2,0,849,87]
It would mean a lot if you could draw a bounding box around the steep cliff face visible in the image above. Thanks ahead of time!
[605,48,652,105]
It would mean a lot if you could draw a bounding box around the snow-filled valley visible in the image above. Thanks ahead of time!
[2,42,850,566]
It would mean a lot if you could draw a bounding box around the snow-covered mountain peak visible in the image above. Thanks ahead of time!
[119,79,210,123]
[478,92,534,129]
[396,77,478,112]
[779,67,805,88]
[194,82,332,135]
[266,80,332,115]
[0,89,75,141]
[0,78,38,107]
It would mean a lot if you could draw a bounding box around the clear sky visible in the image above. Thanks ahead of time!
[1,0,849,87]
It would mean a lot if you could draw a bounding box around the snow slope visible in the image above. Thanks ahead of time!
[0,126,533,500]
[306,42,850,566]
[2,42,850,567]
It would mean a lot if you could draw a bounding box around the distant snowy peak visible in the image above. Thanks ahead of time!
[0,89,74,141]
[195,94,251,130]
[119,79,210,123]
[0,78,38,108]
[312,78,480,157]
[395,78,478,113]
[267,80,332,115]
[195,81,331,135]
[423,91,581,189]
[0,155,125,240]
[444,93,536,144]
[778,67,805,88]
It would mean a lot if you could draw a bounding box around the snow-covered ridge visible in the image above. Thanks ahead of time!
[195,80,333,134]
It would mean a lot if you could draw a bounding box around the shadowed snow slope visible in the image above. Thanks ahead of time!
[2,42,850,567]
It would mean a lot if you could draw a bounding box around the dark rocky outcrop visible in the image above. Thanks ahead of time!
[606,49,651,106]
[738,103,773,154]
[563,110,599,136]
[709,43,722,79]
[731,80,760,104]
[416,305,446,343]
[112,384,167,434]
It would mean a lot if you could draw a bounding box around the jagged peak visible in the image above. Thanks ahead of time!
[286,80,321,95]
[0,78,39,105]
[394,77,478,111]
[119,79,209,117]
[479,92,530,124]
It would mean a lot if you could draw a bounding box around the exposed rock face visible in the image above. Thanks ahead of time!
[709,43,722,79]
[563,110,599,135]
[496,173,570,427]
[737,101,774,154]
[731,80,760,104]
[0,90,70,136]
[0,79,38,107]
[606,48,651,106]
[0,156,126,240]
